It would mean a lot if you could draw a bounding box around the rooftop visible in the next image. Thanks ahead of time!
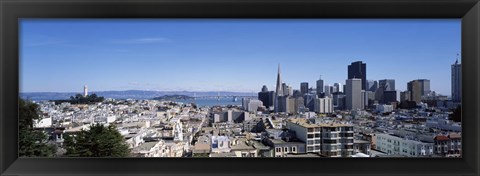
[288,118,353,128]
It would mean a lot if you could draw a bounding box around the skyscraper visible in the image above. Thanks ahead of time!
[303,93,317,111]
[324,84,331,97]
[275,64,283,112]
[451,59,462,102]
[346,78,363,110]
[367,80,378,92]
[332,83,341,93]
[348,61,367,90]
[300,82,309,95]
[316,77,324,95]
[408,80,422,104]
[275,64,283,97]
[258,85,275,109]
[379,79,395,91]
[261,85,268,92]
[417,79,431,96]
[84,85,88,97]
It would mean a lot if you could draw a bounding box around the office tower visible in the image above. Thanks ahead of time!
[247,100,264,113]
[361,90,366,109]
[408,80,422,104]
[293,90,302,98]
[295,96,305,113]
[261,85,268,92]
[277,96,287,113]
[275,64,283,112]
[400,91,411,102]
[379,79,395,91]
[365,91,376,108]
[362,90,375,108]
[332,83,341,93]
[287,97,296,114]
[348,61,367,90]
[316,76,324,95]
[258,85,275,109]
[282,84,293,96]
[84,85,88,97]
[242,98,250,110]
[300,82,309,95]
[451,59,462,102]
[346,78,363,110]
[416,79,431,96]
[324,84,331,97]
[282,83,288,96]
[303,93,317,111]
[367,80,378,92]
[383,91,397,104]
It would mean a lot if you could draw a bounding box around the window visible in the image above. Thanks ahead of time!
[292,146,297,152]
[284,147,289,153]
[276,147,281,153]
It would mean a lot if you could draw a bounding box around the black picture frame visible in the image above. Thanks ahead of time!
[1,0,479,176]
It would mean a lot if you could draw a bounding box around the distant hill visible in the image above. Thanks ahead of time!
[20,90,256,101]
[152,94,194,101]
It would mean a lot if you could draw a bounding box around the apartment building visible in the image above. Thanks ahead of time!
[286,118,355,157]
[376,133,434,157]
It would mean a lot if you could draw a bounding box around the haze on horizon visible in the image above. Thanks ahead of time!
[20,19,461,96]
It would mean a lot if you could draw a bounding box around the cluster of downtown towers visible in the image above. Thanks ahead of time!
[257,60,462,113]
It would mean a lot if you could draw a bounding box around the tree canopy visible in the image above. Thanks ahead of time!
[54,93,104,105]
[449,105,461,122]
[19,99,56,157]
[64,123,131,157]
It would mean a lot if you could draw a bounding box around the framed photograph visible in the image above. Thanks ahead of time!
[1,0,479,176]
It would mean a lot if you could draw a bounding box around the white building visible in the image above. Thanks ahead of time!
[33,117,52,128]
[211,135,231,153]
[376,133,434,157]
[132,140,168,157]
[375,104,394,113]
[314,96,333,114]
[84,85,88,97]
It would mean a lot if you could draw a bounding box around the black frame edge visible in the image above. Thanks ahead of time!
[1,1,480,176]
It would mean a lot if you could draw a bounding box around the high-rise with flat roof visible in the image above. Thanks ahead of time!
[451,59,462,102]
[301,82,309,95]
[346,78,363,110]
[348,61,367,90]
[408,80,422,104]
[417,79,431,96]
[316,77,324,95]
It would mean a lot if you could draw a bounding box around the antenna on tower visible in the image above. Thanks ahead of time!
[456,53,459,64]
[319,75,322,80]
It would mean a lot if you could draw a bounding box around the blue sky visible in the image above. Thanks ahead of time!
[20,19,460,95]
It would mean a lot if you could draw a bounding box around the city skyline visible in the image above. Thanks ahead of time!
[20,19,460,95]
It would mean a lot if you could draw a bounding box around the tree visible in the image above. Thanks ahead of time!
[19,99,56,157]
[449,105,461,122]
[64,123,130,157]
